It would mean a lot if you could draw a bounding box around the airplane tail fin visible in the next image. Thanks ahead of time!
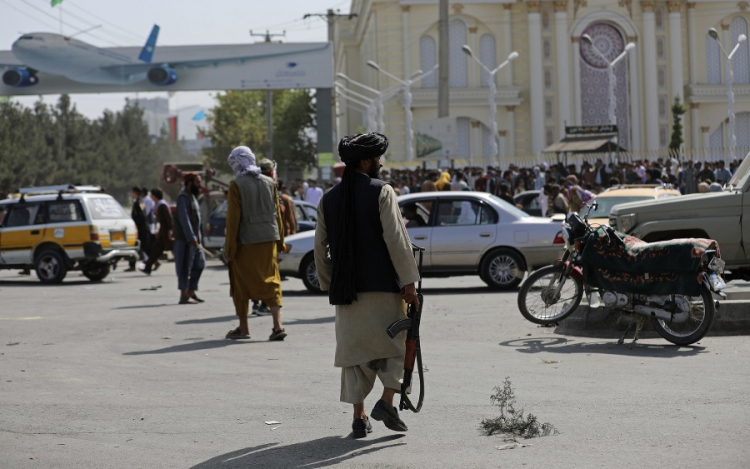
[138,24,160,63]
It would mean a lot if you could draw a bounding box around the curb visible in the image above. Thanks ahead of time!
[555,297,750,338]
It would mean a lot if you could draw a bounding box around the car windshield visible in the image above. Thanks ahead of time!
[727,150,750,190]
[589,196,652,216]
[489,194,530,217]
[210,201,228,220]
[85,197,129,219]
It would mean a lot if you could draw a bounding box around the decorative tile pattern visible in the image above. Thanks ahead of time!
[579,22,630,149]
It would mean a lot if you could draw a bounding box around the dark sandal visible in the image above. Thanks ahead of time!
[179,297,199,305]
[226,327,251,340]
[269,328,287,341]
[190,294,205,303]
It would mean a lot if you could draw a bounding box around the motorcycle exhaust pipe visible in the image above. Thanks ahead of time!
[633,304,673,321]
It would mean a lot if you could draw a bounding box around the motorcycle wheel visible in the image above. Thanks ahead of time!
[517,264,584,325]
[650,287,715,346]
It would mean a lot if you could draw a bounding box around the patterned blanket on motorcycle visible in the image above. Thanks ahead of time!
[580,226,718,296]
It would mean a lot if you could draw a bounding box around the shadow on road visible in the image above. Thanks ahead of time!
[283,316,335,326]
[189,435,405,468]
[123,339,257,355]
[420,286,500,295]
[113,303,176,310]
[498,337,707,357]
[176,315,236,324]
[0,279,94,287]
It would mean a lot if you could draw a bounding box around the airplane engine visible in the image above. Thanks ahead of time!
[147,66,178,86]
[2,68,39,87]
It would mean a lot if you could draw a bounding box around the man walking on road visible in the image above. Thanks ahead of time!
[304,179,324,206]
[223,147,286,341]
[172,173,206,304]
[140,188,172,275]
[314,132,420,439]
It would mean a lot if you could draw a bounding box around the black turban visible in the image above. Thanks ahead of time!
[337,132,388,164]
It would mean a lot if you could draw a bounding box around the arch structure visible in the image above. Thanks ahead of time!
[571,10,641,152]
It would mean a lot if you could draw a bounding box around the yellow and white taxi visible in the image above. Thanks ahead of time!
[0,185,139,284]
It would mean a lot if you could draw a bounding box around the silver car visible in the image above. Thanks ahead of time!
[280,191,565,292]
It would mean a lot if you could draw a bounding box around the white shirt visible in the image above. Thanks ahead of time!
[305,186,324,206]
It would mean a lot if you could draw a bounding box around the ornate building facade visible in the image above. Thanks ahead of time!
[334,0,750,165]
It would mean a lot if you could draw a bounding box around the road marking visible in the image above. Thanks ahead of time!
[0,317,42,320]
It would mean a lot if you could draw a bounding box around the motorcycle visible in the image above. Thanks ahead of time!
[517,203,726,346]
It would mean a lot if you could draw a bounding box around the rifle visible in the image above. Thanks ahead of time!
[386,244,425,413]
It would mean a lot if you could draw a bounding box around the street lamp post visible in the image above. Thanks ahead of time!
[334,82,378,131]
[336,73,401,133]
[462,46,519,166]
[709,27,747,162]
[366,61,438,161]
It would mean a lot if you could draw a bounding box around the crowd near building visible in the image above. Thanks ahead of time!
[333,0,750,168]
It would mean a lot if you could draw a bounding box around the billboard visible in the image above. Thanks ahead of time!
[0,32,333,96]
[415,117,458,160]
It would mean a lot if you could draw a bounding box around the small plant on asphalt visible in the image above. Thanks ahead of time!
[480,378,557,438]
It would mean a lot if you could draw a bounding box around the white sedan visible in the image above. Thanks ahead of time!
[279,191,565,292]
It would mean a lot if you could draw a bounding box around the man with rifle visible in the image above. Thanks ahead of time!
[315,132,421,439]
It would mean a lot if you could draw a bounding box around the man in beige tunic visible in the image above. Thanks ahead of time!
[315,133,420,439]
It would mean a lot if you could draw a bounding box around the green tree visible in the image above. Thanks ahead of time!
[201,89,316,176]
[669,96,687,157]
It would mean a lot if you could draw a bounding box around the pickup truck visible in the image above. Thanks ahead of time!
[609,153,750,281]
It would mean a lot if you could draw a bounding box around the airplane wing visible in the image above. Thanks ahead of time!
[100,43,329,75]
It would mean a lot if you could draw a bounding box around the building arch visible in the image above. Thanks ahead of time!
[479,34,497,87]
[419,35,437,88]
[449,18,469,88]
[571,10,641,151]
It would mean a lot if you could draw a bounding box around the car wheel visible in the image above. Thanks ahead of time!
[82,263,111,282]
[481,249,525,290]
[300,253,322,293]
[35,249,68,284]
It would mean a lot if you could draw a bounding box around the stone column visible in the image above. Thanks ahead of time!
[668,0,684,101]
[554,0,570,138]
[572,36,582,124]
[691,103,701,149]
[502,4,514,85]
[527,1,545,155]
[628,36,643,151]
[642,1,660,150]
[498,130,507,158]
[506,105,517,157]
[402,6,411,81]
[687,2,697,84]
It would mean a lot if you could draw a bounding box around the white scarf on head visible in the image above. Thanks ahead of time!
[228,146,261,178]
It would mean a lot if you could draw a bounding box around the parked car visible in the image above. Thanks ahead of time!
[280,191,565,292]
[609,154,750,281]
[0,185,139,284]
[514,190,543,216]
[586,184,681,226]
[204,199,317,253]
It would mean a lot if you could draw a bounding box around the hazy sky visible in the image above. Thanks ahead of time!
[0,0,350,118]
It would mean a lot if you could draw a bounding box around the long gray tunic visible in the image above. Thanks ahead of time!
[315,183,420,368]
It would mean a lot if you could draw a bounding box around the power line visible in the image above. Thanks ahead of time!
[62,1,145,42]
[17,0,124,46]
[0,0,59,33]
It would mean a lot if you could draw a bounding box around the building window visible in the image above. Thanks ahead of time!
[543,38,552,61]
[658,66,667,89]
[545,97,554,120]
[479,34,497,87]
[542,8,551,31]
[709,123,724,161]
[706,34,722,84]
[544,67,553,90]
[655,6,665,30]
[449,19,469,88]
[546,127,555,146]
[457,117,471,158]
[420,35,437,88]
[659,95,668,118]
[736,112,750,153]
[731,17,750,84]
[657,37,665,60]
[660,125,668,147]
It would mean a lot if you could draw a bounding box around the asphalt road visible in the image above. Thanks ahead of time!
[1,261,748,468]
